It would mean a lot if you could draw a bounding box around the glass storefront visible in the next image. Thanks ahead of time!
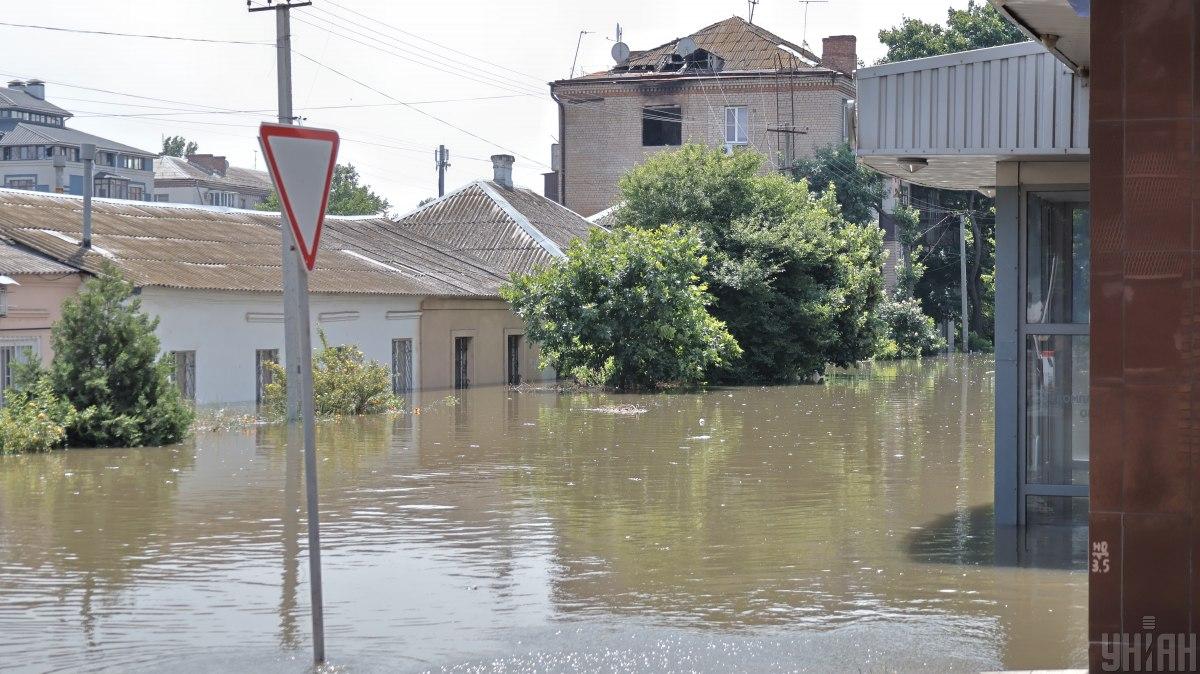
[1020,192,1090,525]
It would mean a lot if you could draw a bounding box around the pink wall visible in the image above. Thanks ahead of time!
[0,273,83,364]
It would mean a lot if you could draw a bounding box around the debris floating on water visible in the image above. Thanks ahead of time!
[583,404,648,415]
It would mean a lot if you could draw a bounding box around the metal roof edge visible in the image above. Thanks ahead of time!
[857,40,1042,79]
[477,181,565,259]
[389,180,483,222]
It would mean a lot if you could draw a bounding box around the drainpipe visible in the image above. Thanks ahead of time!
[551,90,566,206]
[80,143,94,248]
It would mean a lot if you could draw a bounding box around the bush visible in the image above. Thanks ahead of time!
[0,378,79,454]
[263,330,403,419]
[616,144,884,383]
[36,264,193,448]
[502,224,740,391]
[876,296,945,360]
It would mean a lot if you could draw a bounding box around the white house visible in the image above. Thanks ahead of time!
[154,154,273,208]
[0,189,535,405]
[0,80,157,199]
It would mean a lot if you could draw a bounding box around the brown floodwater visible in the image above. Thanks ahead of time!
[0,355,1085,673]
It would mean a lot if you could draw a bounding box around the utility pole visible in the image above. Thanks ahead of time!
[435,144,450,197]
[81,143,94,248]
[248,0,324,665]
[959,213,970,354]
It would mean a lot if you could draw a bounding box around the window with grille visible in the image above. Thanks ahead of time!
[255,349,279,404]
[391,338,413,394]
[170,350,196,401]
[454,337,472,390]
[507,334,522,385]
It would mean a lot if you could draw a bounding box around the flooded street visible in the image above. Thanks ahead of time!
[0,356,1085,673]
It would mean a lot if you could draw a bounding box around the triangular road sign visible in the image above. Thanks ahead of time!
[259,123,340,271]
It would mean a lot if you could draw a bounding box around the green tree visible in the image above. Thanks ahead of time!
[262,330,402,419]
[38,264,193,447]
[877,0,1027,63]
[792,142,882,226]
[617,145,885,382]
[502,224,740,390]
[258,164,389,216]
[160,135,198,157]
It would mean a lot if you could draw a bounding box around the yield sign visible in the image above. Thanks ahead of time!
[259,123,340,271]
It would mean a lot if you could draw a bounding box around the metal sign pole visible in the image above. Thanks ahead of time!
[252,0,324,664]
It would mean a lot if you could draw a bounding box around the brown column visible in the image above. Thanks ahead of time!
[1090,0,1197,670]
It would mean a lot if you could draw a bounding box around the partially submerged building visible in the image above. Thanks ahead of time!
[548,16,857,217]
[0,188,554,403]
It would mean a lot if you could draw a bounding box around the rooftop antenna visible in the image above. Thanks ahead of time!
[798,0,828,49]
[748,0,759,24]
[569,30,593,78]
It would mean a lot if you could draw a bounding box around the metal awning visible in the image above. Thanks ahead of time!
[989,0,1091,71]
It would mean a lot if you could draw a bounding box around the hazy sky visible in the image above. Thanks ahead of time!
[0,0,971,210]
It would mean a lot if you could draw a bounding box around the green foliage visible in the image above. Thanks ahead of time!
[792,142,882,226]
[502,224,740,391]
[160,135,198,157]
[877,0,1028,63]
[0,378,79,454]
[36,265,193,447]
[617,144,885,382]
[263,330,403,419]
[258,164,389,216]
[875,296,945,360]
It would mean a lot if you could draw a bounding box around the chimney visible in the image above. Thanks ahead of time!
[491,154,514,189]
[186,153,229,177]
[23,79,45,100]
[6,80,23,91]
[821,35,857,76]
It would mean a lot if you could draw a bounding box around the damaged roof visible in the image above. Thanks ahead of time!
[390,180,597,275]
[0,189,508,297]
[558,16,827,82]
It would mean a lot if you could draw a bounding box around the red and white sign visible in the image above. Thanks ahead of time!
[259,123,340,271]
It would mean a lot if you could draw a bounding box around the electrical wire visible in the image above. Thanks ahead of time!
[0,20,271,45]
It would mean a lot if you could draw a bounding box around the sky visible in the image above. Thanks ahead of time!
[0,0,974,211]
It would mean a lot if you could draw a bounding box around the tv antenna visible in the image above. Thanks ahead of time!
[798,0,828,49]
[569,30,593,78]
[748,0,759,24]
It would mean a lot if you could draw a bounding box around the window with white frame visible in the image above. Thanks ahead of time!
[0,343,35,407]
[725,106,748,145]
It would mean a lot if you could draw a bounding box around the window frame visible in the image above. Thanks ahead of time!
[724,105,748,145]
[641,105,683,147]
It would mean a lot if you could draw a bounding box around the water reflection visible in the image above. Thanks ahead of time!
[0,356,1085,672]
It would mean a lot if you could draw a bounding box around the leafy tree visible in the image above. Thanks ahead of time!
[0,378,78,454]
[258,163,389,216]
[875,296,946,360]
[877,0,1027,63]
[161,135,198,157]
[502,224,740,390]
[35,264,193,447]
[262,329,402,418]
[617,145,885,382]
[792,142,882,226]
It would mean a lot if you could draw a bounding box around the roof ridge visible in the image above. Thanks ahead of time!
[389,179,484,222]
[477,181,564,259]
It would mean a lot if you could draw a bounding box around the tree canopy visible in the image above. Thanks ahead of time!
[617,145,885,383]
[258,163,389,216]
[877,0,1027,63]
[160,135,198,157]
[503,224,739,390]
[792,142,882,226]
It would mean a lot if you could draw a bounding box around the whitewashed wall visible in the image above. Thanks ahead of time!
[139,287,421,405]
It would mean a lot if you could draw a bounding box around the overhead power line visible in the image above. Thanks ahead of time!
[0,20,271,45]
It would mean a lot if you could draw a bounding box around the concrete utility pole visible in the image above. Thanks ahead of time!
[959,213,970,354]
[80,143,95,248]
[248,0,324,665]
[435,144,450,197]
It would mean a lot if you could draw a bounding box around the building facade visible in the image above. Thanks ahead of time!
[0,80,156,199]
[548,17,856,218]
[154,154,273,208]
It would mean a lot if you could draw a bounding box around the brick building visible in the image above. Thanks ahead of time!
[548,16,857,218]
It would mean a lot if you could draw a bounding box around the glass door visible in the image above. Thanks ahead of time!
[1019,191,1090,525]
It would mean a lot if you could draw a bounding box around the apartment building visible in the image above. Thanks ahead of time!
[154,153,273,208]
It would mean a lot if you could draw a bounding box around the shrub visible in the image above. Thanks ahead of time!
[502,224,740,390]
[39,264,193,447]
[876,296,945,360]
[616,144,884,383]
[263,330,402,419]
[0,378,79,454]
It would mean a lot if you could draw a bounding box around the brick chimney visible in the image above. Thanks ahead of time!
[186,153,229,177]
[821,35,857,76]
[491,154,514,189]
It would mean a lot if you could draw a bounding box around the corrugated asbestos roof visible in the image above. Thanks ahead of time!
[561,16,825,82]
[154,156,273,192]
[0,123,154,156]
[391,180,596,275]
[0,189,507,297]
[0,239,76,275]
[587,204,622,230]
[0,87,71,117]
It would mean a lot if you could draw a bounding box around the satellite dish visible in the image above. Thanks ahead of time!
[612,41,631,64]
[675,37,698,57]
